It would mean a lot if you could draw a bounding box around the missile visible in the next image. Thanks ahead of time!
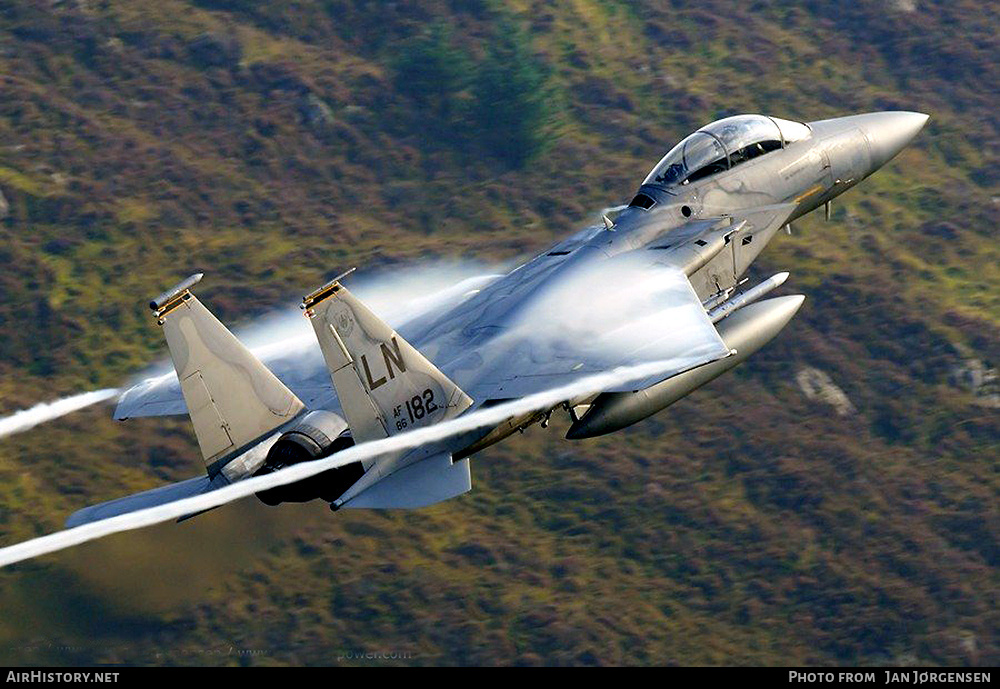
[708,272,788,323]
[565,294,805,439]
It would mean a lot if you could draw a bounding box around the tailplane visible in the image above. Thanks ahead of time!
[65,474,223,528]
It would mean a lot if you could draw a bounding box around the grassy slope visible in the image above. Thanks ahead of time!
[0,0,997,665]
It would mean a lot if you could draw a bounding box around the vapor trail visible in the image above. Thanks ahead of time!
[0,353,719,569]
[0,389,120,440]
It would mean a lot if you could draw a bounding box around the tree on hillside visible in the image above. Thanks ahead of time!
[470,18,554,169]
[391,23,472,141]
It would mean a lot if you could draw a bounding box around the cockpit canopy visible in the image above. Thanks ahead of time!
[641,115,811,189]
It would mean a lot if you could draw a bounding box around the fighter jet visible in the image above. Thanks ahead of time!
[67,110,928,526]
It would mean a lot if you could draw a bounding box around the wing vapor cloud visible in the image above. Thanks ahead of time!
[119,264,505,398]
[504,252,721,364]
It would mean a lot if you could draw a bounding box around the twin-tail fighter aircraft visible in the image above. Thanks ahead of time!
[67,111,928,527]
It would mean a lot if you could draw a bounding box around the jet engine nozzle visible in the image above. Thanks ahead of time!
[254,410,363,505]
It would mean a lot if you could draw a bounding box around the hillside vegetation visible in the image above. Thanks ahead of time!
[0,0,997,666]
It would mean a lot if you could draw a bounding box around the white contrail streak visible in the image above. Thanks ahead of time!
[0,389,121,440]
[0,354,719,569]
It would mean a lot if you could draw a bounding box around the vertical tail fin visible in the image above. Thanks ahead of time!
[152,275,305,472]
[301,271,473,444]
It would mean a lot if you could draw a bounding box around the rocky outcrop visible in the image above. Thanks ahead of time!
[796,366,857,416]
[298,93,336,134]
[950,358,1000,408]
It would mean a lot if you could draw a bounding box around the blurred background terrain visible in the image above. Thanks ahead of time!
[0,0,997,666]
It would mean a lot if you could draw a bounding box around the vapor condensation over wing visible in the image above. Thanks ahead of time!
[119,266,505,402]
[0,354,721,569]
[4,268,503,432]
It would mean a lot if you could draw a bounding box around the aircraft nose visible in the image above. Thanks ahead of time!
[863,111,929,169]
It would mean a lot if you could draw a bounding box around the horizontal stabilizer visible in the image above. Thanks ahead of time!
[65,474,228,528]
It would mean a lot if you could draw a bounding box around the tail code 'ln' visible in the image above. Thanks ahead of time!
[302,275,473,444]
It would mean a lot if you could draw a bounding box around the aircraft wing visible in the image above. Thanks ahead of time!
[114,381,187,418]
[409,242,733,404]
[408,203,801,404]
[473,256,729,400]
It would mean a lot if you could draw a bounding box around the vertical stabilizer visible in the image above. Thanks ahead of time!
[152,275,305,471]
[301,272,473,444]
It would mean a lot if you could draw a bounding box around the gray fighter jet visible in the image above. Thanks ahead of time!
[67,111,928,526]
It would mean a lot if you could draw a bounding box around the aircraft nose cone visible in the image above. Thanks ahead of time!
[863,111,929,169]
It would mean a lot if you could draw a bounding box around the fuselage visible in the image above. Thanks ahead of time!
[90,112,930,519]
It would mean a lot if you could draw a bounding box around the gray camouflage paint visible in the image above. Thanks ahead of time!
[101,110,927,512]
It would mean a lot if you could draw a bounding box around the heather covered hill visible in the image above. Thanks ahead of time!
[0,0,997,666]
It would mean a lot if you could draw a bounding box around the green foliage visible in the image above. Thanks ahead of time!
[470,17,555,168]
[387,17,557,168]
[392,24,470,114]
[389,23,472,145]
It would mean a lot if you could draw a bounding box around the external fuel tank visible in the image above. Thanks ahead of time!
[566,294,805,439]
